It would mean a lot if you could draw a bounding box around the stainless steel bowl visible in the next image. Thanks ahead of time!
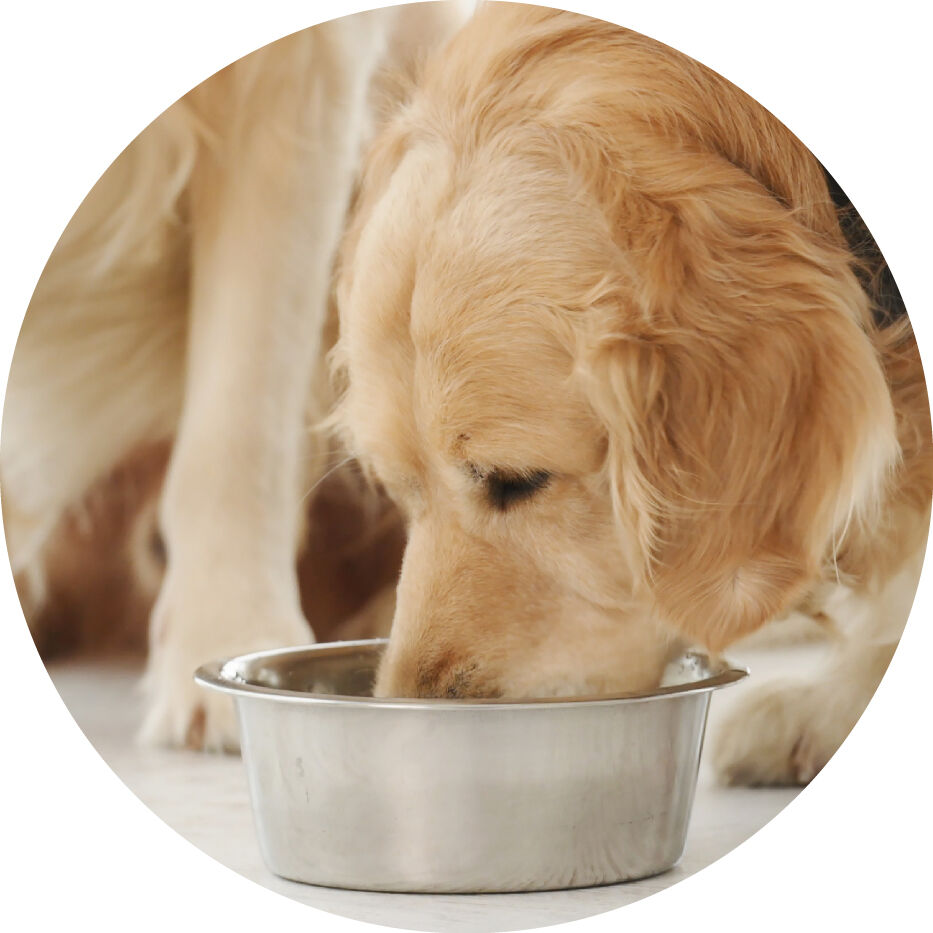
[195,639,746,893]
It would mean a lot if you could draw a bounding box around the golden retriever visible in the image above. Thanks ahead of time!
[334,3,932,784]
[1,2,469,750]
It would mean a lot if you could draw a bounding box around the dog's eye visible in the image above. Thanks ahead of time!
[481,468,552,511]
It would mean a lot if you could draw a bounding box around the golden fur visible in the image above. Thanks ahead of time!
[2,1,928,782]
[335,4,931,781]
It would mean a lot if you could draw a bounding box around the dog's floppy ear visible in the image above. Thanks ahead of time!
[586,159,898,651]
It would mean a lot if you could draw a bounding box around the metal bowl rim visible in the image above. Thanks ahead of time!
[194,638,748,710]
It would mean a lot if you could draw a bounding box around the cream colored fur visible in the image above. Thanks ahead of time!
[3,2,928,787]
[1,2,472,750]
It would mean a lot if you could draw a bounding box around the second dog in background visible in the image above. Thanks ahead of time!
[1,2,472,750]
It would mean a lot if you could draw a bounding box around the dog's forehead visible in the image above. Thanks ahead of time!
[343,144,610,473]
[411,162,613,322]
[406,263,599,470]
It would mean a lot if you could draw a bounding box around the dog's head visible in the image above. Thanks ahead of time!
[333,7,898,698]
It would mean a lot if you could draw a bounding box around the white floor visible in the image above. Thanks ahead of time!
[48,636,826,932]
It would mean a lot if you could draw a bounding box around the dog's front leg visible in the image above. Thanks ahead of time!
[139,20,389,751]
[711,550,923,785]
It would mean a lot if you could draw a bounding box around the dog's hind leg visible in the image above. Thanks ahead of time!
[139,16,393,751]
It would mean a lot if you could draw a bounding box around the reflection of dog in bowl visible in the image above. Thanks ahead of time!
[333,4,931,784]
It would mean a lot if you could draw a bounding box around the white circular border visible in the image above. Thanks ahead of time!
[1,2,929,930]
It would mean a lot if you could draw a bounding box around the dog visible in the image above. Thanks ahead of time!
[1,2,470,751]
[333,3,931,784]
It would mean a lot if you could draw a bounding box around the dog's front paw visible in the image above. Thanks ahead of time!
[711,680,842,786]
[139,652,242,753]
[138,580,313,752]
